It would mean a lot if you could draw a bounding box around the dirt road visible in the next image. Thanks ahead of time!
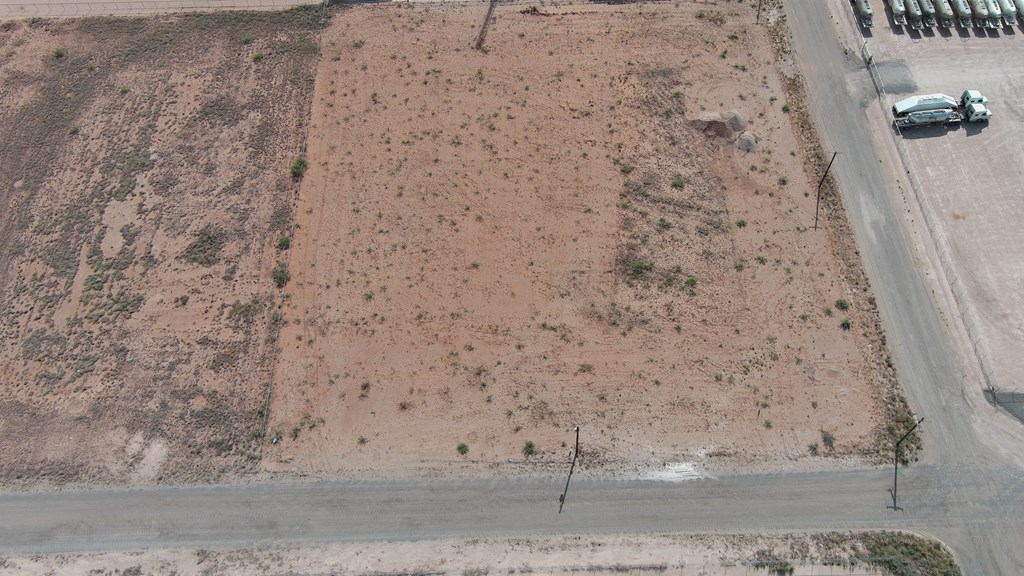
[0,464,1021,556]
[784,0,1024,572]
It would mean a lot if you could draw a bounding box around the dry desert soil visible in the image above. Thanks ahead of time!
[0,531,960,576]
[0,8,322,486]
[0,0,915,487]
[263,1,914,479]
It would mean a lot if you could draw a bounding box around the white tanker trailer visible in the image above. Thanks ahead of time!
[892,90,992,129]
[997,0,1017,24]
[906,0,926,27]
[969,0,990,26]
[984,0,1003,26]
[934,0,957,25]
[919,0,939,25]
[890,0,910,24]
[952,0,975,26]
[854,0,875,26]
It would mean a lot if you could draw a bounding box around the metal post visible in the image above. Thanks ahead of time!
[559,426,580,513]
[890,417,924,511]
[756,0,763,24]
[814,151,838,231]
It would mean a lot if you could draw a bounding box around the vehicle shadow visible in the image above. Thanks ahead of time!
[963,122,989,136]
[893,123,960,139]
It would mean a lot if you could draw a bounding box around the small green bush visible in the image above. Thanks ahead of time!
[457,443,469,455]
[822,430,835,451]
[291,156,308,178]
[277,235,291,250]
[272,261,290,288]
[523,440,536,456]
[53,48,66,58]
[835,298,849,311]
[840,318,852,331]
[630,260,654,277]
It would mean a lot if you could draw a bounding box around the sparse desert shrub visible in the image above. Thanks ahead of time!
[277,235,291,250]
[822,430,835,451]
[457,443,469,455]
[630,260,654,277]
[840,318,852,331]
[291,156,308,178]
[835,298,849,311]
[523,440,536,456]
[272,261,290,288]
[183,226,226,266]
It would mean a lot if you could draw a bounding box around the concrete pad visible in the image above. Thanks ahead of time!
[868,21,1024,398]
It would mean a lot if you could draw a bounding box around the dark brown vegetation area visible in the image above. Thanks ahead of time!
[0,8,321,486]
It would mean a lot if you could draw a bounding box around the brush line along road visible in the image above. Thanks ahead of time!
[1,1,1023,573]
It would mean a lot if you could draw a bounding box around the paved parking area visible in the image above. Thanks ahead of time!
[863,14,1024,396]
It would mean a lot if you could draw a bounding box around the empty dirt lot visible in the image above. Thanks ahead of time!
[0,9,321,486]
[264,1,911,479]
[0,1,916,488]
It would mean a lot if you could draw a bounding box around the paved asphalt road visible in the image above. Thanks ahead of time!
[1,0,1023,573]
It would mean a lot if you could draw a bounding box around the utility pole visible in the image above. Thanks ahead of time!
[889,417,925,511]
[559,426,580,513]
[814,151,838,231]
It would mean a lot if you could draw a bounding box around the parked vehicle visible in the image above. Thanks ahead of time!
[920,0,939,25]
[854,0,875,26]
[890,0,910,24]
[934,0,957,26]
[969,0,990,26]
[952,0,975,26]
[892,90,992,128]
[906,0,926,27]
[984,0,1004,27]
[997,0,1018,24]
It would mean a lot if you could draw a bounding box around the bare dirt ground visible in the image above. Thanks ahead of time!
[0,531,957,576]
[264,1,907,480]
[0,8,322,487]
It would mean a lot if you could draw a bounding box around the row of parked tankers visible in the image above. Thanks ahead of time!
[852,0,1024,29]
